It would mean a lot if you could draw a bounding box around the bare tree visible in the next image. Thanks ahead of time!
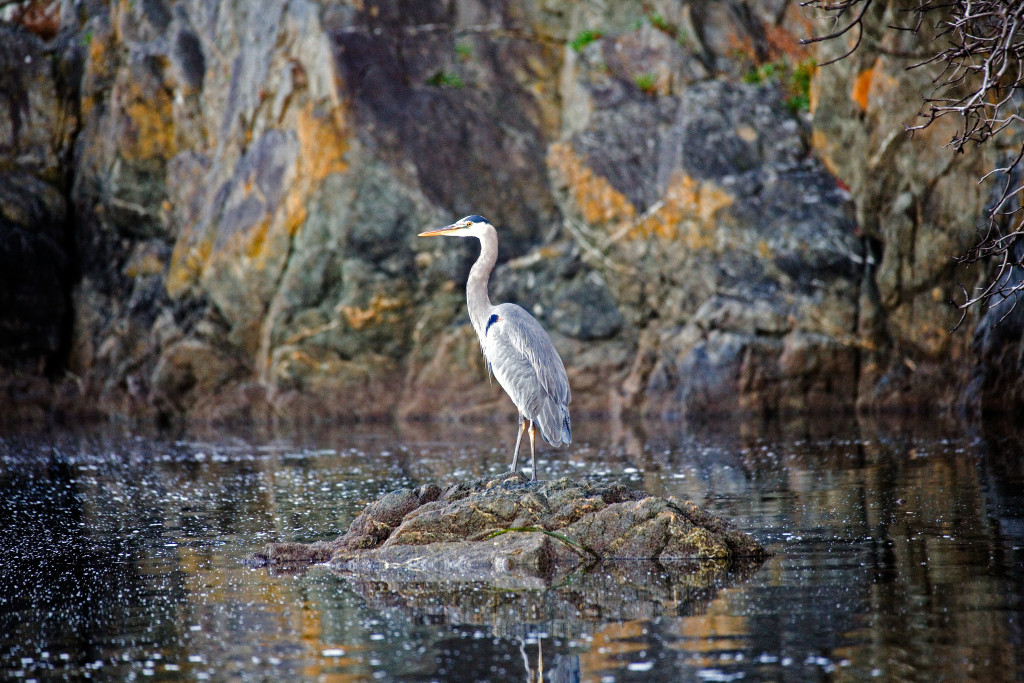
[802,0,1024,327]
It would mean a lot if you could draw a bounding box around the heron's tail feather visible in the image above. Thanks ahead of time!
[560,404,572,445]
[537,397,572,446]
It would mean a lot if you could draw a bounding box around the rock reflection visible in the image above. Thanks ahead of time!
[1,416,1022,681]
[332,558,763,640]
[306,558,762,682]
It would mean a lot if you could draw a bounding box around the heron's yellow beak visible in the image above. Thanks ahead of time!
[418,224,459,237]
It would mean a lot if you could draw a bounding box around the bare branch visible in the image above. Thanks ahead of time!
[806,0,1024,324]
[800,0,875,64]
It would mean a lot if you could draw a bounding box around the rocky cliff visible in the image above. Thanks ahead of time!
[0,0,1017,422]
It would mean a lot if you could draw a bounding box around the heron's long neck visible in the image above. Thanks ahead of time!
[467,225,498,339]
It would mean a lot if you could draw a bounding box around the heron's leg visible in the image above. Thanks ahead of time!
[528,420,537,482]
[510,414,526,473]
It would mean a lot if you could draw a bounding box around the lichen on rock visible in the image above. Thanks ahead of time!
[256,473,767,581]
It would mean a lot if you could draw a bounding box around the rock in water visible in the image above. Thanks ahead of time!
[256,473,767,580]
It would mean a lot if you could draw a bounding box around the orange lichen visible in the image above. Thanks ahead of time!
[166,229,213,298]
[810,129,842,178]
[168,213,274,300]
[283,195,308,237]
[121,81,177,161]
[340,294,406,330]
[851,67,874,111]
[243,218,272,261]
[632,173,733,248]
[296,102,350,183]
[549,144,733,248]
[123,250,164,278]
[81,23,117,103]
[167,97,355,301]
[547,142,636,226]
[726,32,757,63]
[277,101,351,240]
[763,22,811,61]
[850,57,900,113]
[88,28,111,77]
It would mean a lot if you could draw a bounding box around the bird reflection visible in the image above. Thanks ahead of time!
[518,632,581,682]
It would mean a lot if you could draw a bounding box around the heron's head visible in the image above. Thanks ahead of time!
[418,215,492,239]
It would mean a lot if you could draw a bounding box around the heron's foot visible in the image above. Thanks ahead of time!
[529,470,537,483]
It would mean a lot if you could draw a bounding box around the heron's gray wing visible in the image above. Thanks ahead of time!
[489,303,571,407]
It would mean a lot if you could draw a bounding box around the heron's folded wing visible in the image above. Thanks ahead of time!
[491,304,571,406]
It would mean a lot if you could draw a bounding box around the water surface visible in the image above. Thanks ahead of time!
[1,415,1022,681]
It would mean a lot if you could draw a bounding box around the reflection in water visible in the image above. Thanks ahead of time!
[0,415,1021,681]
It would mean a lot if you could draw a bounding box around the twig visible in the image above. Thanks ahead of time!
[805,0,1024,322]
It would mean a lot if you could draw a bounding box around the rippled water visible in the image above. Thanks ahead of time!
[1,415,1022,681]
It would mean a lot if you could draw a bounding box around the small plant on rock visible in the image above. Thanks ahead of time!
[427,71,464,88]
[570,29,602,53]
[634,72,658,94]
[743,57,816,113]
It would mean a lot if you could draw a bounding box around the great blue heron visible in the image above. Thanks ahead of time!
[419,215,572,480]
